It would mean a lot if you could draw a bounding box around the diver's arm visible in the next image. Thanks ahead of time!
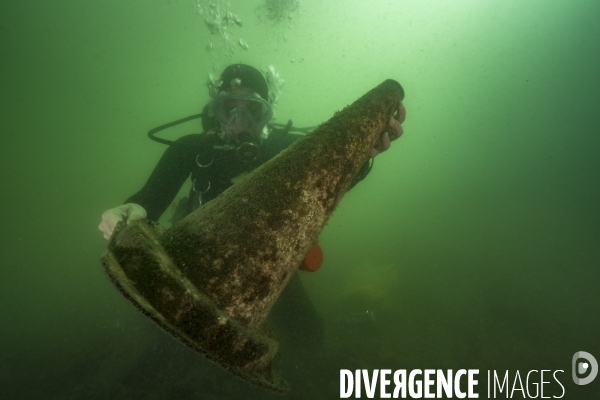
[369,101,406,157]
[349,102,406,187]
[125,134,201,221]
[346,101,406,189]
[348,158,373,190]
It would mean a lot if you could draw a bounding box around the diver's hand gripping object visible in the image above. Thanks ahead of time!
[98,203,147,240]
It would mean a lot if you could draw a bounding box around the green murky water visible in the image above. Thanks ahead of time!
[1,0,599,398]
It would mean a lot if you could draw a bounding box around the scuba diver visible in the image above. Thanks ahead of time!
[98,63,405,240]
[97,64,406,392]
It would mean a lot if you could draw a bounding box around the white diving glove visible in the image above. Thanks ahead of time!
[98,203,147,240]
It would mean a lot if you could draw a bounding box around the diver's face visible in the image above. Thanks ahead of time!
[220,86,265,141]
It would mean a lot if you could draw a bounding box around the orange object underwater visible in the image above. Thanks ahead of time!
[300,241,323,272]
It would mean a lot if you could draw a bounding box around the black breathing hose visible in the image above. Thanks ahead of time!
[147,114,317,145]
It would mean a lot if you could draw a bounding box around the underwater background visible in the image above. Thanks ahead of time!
[1,0,599,398]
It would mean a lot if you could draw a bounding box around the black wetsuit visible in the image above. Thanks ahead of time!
[125,126,372,222]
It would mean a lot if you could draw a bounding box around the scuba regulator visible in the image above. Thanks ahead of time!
[213,131,261,163]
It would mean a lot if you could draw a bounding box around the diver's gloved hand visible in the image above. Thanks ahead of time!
[98,203,147,240]
[370,100,406,158]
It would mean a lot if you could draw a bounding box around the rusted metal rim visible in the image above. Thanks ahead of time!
[101,221,289,393]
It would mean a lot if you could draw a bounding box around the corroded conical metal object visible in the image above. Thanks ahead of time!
[101,79,404,393]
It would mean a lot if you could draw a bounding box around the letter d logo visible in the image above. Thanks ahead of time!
[572,351,598,385]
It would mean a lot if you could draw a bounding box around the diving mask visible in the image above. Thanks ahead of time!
[213,92,273,130]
